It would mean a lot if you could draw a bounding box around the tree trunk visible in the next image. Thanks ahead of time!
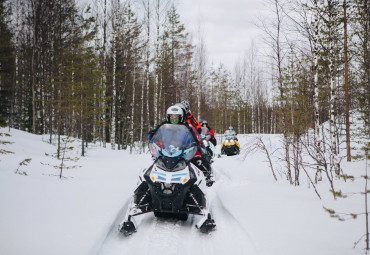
[343,0,351,161]
[57,0,63,159]
[145,0,150,131]
[313,0,322,182]
[130,59,136,153]
[32,0,38,134]
[154,0,160,126]
[290,56,299,185]
[140,68,145,153]
[81,81,85,157]
[110,0,117,150]
[102,0,107,148]
[274,0,292,184]
[365,149,369,250]
[328,0,340,175]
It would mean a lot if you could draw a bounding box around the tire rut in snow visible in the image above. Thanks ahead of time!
[96,212,195,255]
[90,199,130,255]
[95,156,259,255]
[208,191,260,255]
[209,165,260,255]
[140,217,185,255]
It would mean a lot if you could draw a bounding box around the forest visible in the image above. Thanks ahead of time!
[0,0,369,169]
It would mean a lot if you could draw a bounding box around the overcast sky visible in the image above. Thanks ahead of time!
[177,0,266,71]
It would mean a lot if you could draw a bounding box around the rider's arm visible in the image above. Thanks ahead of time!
[188,114,202,134]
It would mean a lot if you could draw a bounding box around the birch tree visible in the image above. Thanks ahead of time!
[110,0,118,150]
[260,0,293,183]
[312,0,322,182]
[326,0,340,175]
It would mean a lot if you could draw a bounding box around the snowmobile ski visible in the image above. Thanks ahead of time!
[196,213,216,233]
[119,216,137,236]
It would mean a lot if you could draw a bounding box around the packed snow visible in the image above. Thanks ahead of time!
[0,126,366,255]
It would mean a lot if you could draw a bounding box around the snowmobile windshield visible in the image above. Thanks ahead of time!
[224,130,235,140]
[149,124,198,162]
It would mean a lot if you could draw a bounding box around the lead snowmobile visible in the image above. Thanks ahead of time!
[119,123,216,236]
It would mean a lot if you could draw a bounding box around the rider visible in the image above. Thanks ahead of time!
[148,105,214,186]
[200,120,217,146]
[148,105,188,139]
[176,101,214,168]
[224,126,238,141]
[176,100,202,135]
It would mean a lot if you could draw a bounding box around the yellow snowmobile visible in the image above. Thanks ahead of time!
[221,134,240,156]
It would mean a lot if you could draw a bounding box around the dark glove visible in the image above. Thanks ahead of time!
[211,137,217,146]
[147,130,155,141]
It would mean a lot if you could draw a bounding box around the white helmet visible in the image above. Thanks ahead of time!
[180,100,190,114]
[228,126,234,130]
[166,105,184,124]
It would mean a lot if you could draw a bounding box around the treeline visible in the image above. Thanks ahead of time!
[0,0,275,155]
[0,0,207,155]
[0,0,369,161]
[257,0,369,182]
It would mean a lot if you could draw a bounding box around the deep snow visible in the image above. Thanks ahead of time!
[0,127,366,255]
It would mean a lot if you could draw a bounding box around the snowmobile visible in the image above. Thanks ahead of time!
[197,127,215,186]
[200,127,214,160]
[221,134,240,156]
[119,124,216,236]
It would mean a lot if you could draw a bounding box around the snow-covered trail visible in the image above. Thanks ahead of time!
[1,128,363,255]
[93,156,259,255]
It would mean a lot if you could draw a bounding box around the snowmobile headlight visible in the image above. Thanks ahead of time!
[156,159,167,170]
[160,182,178,195]
[156,157,187,172]
[172,160,186,171]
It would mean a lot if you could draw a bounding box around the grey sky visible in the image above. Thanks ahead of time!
[177,0,266,70]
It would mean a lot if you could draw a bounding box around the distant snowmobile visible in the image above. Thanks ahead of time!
[119,124,216,236]
[221,133,240,156]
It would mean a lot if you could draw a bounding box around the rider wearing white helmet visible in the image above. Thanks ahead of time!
[147,104,214,186]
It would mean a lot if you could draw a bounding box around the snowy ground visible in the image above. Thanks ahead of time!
[0,127,366,255]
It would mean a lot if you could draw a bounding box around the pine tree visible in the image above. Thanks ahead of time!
[162,5,188,103]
